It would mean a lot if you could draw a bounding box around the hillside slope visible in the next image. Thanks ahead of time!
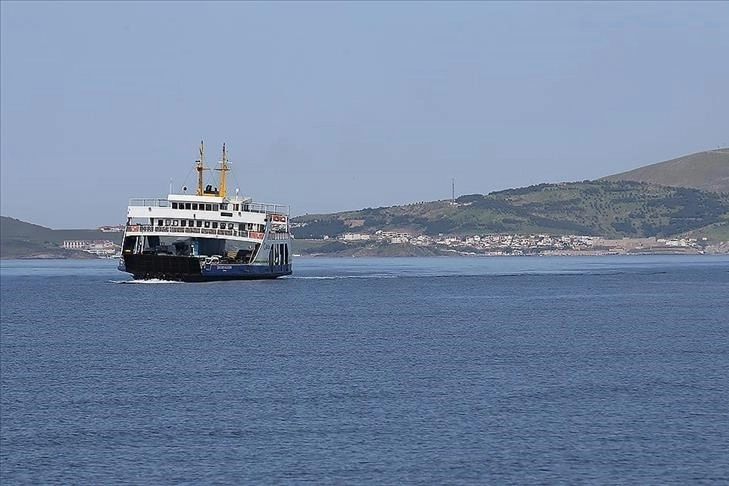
[601,149,729,193]
[0,216,114,258]
[292,180,729,239]
[4,149,729,257]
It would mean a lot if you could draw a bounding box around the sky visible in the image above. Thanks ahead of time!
[1,1,728,229]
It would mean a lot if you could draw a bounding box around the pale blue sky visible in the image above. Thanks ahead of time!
[2,1,728,228]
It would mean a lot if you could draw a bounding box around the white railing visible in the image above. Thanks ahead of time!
[128,198,289,216]
[128,198,170,207]
[125,225,283,241]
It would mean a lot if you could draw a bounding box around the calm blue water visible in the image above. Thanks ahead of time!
[1,256,728,484]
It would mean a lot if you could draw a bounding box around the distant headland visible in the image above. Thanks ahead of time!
[2,149,728,259]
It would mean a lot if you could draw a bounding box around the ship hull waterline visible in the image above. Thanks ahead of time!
[120,254,292,282]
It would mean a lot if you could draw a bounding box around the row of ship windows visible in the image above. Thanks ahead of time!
[156,219,265,232]
[170,202,245,211]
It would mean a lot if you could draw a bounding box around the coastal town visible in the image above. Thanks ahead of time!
[317,230,726,255]
[60,225,124,258]
[62,239,121,258]
[61,227,726,259]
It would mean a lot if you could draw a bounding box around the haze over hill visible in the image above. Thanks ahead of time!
[3,148,729,258]
[601,149,729,193]
[292,180,729,240]
[0,217,113,259]
[291,149,729,244]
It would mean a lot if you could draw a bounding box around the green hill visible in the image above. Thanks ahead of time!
[601,149,729,193]
[292,180,729,239]
[0,216,116,259]
[4,149,729,257]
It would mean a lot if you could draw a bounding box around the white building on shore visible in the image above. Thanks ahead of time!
[62,240,120,257]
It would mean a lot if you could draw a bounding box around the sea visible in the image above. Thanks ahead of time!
[1,255,728,484]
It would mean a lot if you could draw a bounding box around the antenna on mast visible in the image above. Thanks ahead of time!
[452,177,455,204]
[195,140,206,196]
[216,143,230,198]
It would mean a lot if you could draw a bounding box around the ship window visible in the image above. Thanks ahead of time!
[165,220,171,226]
[192,203,198,210]
[220,203,227,210]
[172,202,178,209]
[185,203,191,210]
[212,222,218,229]
[189,220,195,227]
[157,220,163,226]
[172,220,179,226]
[205,204,212,211]
[213,204,219,211]
[228,223,234,230]
[196,220,202,227]
[180,220,186,227]
[204,221,210,228]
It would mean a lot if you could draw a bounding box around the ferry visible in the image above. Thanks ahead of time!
[118,142,292,281]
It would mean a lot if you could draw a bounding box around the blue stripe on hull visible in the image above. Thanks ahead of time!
[200,263,292,280]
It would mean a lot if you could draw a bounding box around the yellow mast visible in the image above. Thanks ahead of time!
[195,140,205,196]
[216,143,230,198]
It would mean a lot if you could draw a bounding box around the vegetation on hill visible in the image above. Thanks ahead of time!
[0,217,114,259]
[680,221,729,244]
[292,180,729,240]
[4,149,728,258]
[601,149,729,193]
[292,238,451,257]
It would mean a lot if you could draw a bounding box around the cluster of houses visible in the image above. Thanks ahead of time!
[63,238,121,258]
[65,224,708,258]
[332,231,705,255]
[61,225,125,257]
